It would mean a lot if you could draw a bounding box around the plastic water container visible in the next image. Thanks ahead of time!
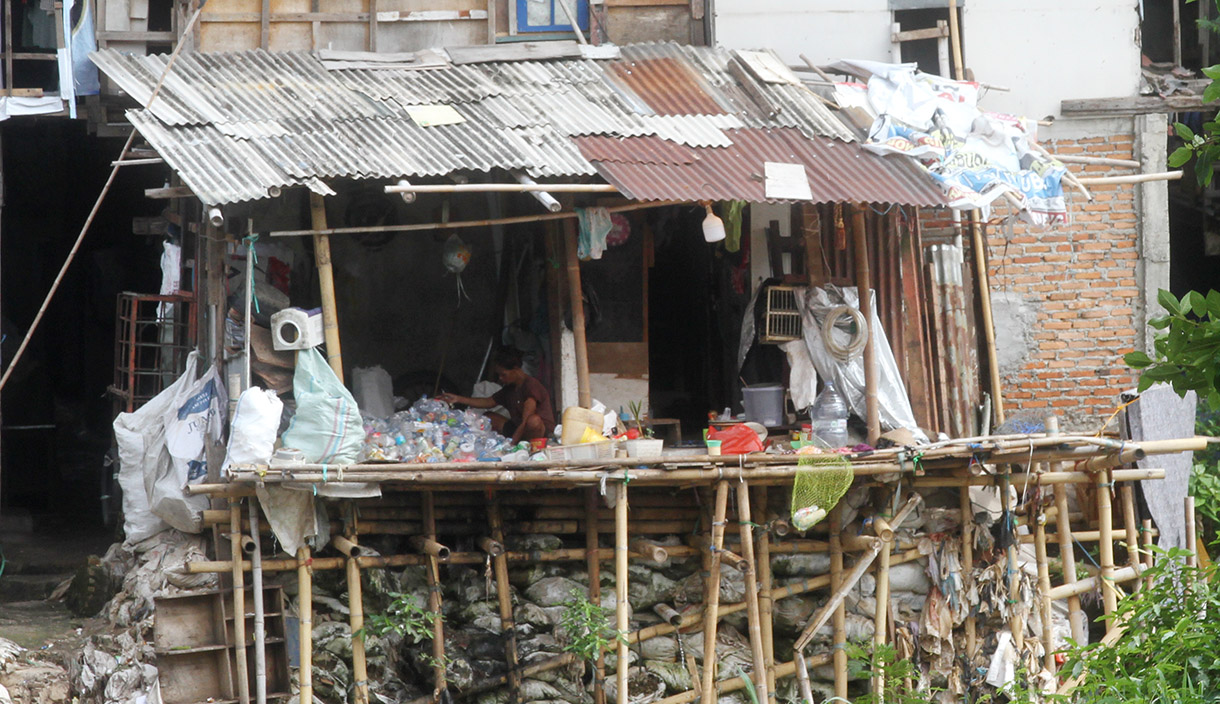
[742,384,785,427]
[809,380,849,449]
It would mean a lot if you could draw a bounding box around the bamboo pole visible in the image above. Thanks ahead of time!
[793,651,815,704]
[586,489,606,704]
[1052,154,1141,168]
[959,481,976,657]
[969,211,1004,425]
[1186,496,1198,569]
[562,214,592,408]
[1075,171,1183,186]
[700,481,730,703]
[754,486,776,700]
[309,193,344,381]
[1051,421,1082,644]
[851,204,881,445]
[1046,564,1144,600]
[872,515,891,698]
[422,492,447,696]
[410,537,452,560]
[248,501,267,704]
[655,656,832,704]
[829,504,848,700]
[1033,508,1055,672]
[629,539,669,564]
[614,481,629,704]
[948,0,964,80]
[735,482,770,704]
[1142,519,1155,590]
[794,538,884,652]
[488,495,521,703]
[231,502,251,704]
[1096,470,1118,629]
[1120,485,1141,593]
[1002,474,1023,652]
[385,183,618,195]
[298,546,313,704]
[337,532,370,704]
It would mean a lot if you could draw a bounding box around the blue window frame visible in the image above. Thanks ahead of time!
[515,0,588,33]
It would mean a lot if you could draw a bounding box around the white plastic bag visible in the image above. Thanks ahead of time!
[281,347,363,464]
[352,366,394,419]
[223,388,284,475]
[153,357,227,532]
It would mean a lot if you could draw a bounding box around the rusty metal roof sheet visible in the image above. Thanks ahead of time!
[576,128,946,206]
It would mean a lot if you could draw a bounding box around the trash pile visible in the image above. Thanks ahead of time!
[360,397,525,463]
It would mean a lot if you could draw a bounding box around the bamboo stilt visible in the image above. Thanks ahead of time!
[1046,564,1144,600]
[872,517,891,698]
[308,193,344,381]
[851,204,881,445]
[794,538,883,651]
[563,216,591,408]
[655,656,831,704]
[793,651,814,704]
[298,546,313,704]
[488,495,521,703]
[1002,474,1023,652]
[754,486,777,700]
[1049,418,1086,644]
[1097,470,1118,629]
[829,503,848,700]
[586,489,606,704]
[231,502,250,704]
[1033,507,1055,672]
[735,482,770,704]
[615,481,629,704]
[1186,496,1198,569]
[341,532,370,704]
[700,481,730,703]
[969,211,1005,425]
[960,483,976,658]
[1142,518,1155,590]
[1120,485,1141,593]
[422,492,447,696]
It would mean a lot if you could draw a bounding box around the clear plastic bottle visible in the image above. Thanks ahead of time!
[809,380,850,449]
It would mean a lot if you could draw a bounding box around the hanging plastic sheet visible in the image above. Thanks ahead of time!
[795,285,924,439]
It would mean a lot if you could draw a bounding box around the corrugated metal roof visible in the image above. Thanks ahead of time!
[92,42,912,205]
[576,128,946,206]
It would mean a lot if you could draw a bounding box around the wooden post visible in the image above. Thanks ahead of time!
[231,502,251,704]
[850,204,881,445]
[969,211,1004,425]
[544,222,567,402]
[422,492,448,695]
[562,217,591,408]
[1034,504,1055,672]
[342,530,370,704]
[754,486,777,699]
[1120,485,1141,593]
[615,482,629,704]
[488,494,521,702]
[829,503,848,700]
[1049,417,1085,643]
[298,546,313,704]
[309,193,344,382]
[586,489,606,704]
[735,482,770,704]
[959,483,976,657]
[1097,470,1118,630]
[700,481,730,703]
[948,0,964,81]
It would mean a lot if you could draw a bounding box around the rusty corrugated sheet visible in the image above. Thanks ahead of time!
[577,128,946,206]
[608,57,726,116]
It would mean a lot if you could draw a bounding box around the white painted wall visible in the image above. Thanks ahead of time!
[713,0,1143,121]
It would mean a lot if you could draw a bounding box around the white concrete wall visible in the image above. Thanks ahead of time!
[713,0,1143,121]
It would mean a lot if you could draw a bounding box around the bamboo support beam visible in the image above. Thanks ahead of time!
[478,537,505,557]
[563,215,591,408]
[410,537,452,559]
[298,546,313,704]
[1186,496,1198,569]
[422,492,447,695]
[1075,171,1183,186]
[309,194,344,381]
[1003,474,1024,652]
[1097,469,1118,629]
[340,532,370,704]
[488,495,521,703]
[1142,519,1155,590]
[851,204,881,445]
[586,489,606,704]
[629,539,669,564]
[700,481,730,703]
[1052,154,1141,168]
[1048,418,1086,644]
[754,486,776,700]
[969,211,1004,425]
[735,482,770,704]
[1120,485,1141,593]
[1034,508,1055,672]
[614,482,629,704]
[960,483,976,658]
[231,502,251,704]
[1046,563,1144,600]
[384,183,619,195]
[829,504,847,701]
[794,537,883,651]
[655,655,832,704]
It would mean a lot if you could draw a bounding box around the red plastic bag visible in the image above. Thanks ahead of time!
[707,424,763,455]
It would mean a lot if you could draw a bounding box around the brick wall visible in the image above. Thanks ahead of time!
[921,133,1142,431]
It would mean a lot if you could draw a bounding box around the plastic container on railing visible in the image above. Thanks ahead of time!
[742,384,785,427]
[809,380,849,449]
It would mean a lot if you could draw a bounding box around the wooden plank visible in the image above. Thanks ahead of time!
[129,0,148,19]
[368,0,377,50]
[5,0,14,97]
[97,30,177,40]
[1061,94,1210,116]
[377,9,487,21]
[8,53,59,60]
[605,0,687,5]
[587,342,648,378]
[891,24,948,42]
[485,0,495,43]
[446,39,580,63]
[146,185,196,199]
[260,0,270,47]
[200,12,367,21]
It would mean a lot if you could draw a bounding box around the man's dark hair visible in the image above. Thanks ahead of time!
[493,347,524,370]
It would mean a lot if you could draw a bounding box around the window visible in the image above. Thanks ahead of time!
[516,0,588,34]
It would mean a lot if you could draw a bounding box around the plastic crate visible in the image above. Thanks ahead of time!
[545,440,617,462]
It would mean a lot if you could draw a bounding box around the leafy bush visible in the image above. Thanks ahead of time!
[1124,289,1220,409]
[559,589,624,663]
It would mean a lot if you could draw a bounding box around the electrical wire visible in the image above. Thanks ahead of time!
[821,304,868,362]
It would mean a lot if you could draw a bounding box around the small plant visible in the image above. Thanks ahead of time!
[558,588,625,663]
[1124,289,1220,409]
[845,642,938,704]
[627,400,655,439]
[361,591,438,643]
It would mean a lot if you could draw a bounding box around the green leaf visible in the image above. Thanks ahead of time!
[1178,122,1198,141]
[1204,81,1220,104]
[1203,64,1220,82]
[1170,146,1195,167]
[1160,289,1183,316]
[1125,350,1154,368]
[1190,290,1209,316]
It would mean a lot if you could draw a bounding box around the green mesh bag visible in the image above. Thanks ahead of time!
[790,453,853,530]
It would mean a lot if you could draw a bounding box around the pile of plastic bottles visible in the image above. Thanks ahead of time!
[360,396,531,463]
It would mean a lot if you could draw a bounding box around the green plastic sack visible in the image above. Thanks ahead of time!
[281,347,363,464]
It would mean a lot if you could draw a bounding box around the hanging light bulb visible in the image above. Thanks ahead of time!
[702,202,725,243]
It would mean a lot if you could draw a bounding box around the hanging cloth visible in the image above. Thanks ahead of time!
[576,207,612,260]
[723,201,746,253]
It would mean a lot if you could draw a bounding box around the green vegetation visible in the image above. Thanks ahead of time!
[558,588,625,663]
